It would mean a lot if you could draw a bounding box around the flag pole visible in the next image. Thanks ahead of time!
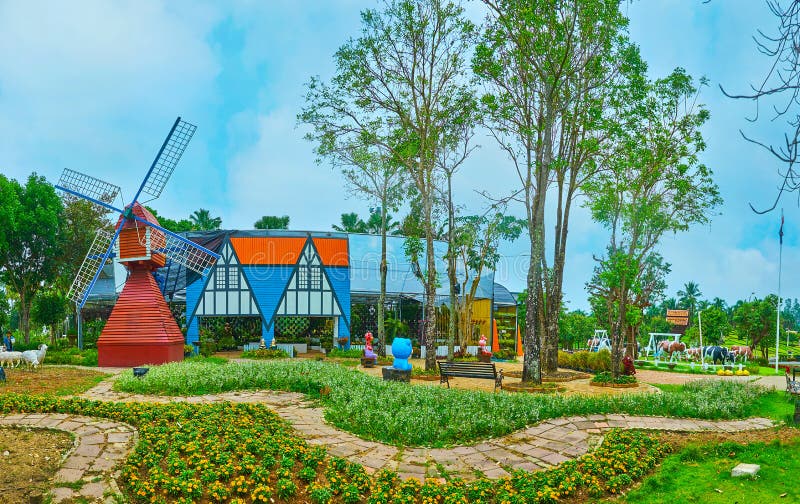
[775,209,784,373]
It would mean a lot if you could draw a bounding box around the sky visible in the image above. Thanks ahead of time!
[0,0,797,311]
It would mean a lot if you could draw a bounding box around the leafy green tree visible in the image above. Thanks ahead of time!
[0,287,10,330]
[733,295,779,358]
[586,64,721,377]
[689,305,729,346]
[254,215,290,230]
[451,212,524,348]
[0,174,64,343]
[32,290,68,345]
[58,198,114,295]
[189,208,222,231]
[145,206,193,233]
[301,0,477,370]
[558,310,595,351]
[474,0,629,382]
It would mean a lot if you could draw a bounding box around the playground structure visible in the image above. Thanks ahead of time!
[55,117,219,367]
[587,330,611,352]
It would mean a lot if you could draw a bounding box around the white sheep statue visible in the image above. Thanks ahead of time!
[21,344,48,369]
[0,348,22,368]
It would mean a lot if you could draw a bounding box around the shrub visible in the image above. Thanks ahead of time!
[241,348,290,360]
[591,372,637,385]
[328,349,364,359]
[746,364,760,375]
[587,349,612,372]
[492,349,517,361]
[44,348,99,366]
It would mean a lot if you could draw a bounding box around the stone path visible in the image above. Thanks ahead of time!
[0,413,137,503]
[78,377,777,482]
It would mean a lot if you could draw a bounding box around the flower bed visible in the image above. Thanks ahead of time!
[241,348,290,360]
[0,393,672,504]
[590,372,638,388]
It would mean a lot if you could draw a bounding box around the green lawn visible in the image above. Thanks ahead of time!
[115,359,780,447]
[635,358,784,376]
[618,434,800,503]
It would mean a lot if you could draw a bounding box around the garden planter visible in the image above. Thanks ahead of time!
[382,367,411,383]
[477,353,492,363]
[589,381,639,389]
[502,382,565,394]
[361,357,377,368]
[667,363,677,370]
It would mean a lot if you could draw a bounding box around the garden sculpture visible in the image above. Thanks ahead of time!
[0,349,22,368]
[478,334,492,356]
[390,337,412,371]
[364,332,377,361]
[54,117,220,367]
[704,345,730,365]
[21,344,47,369]
[729,345,753,363]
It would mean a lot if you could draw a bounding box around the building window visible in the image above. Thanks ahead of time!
[310,266,322,290]
[228,267,239,289]
[298,267,309,289]
[215,268,226,289]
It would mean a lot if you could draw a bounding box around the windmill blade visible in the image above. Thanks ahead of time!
[137,117,197,201]
[57,168,121,208]
[137,218,219,275]
[67,229,114,306]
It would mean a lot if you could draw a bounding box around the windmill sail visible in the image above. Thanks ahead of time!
[57,168,121,208]
[140,118,197,200]
[143,220,218,275]
[67,229,114,305]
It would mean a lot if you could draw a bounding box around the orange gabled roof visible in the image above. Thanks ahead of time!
[312,238,349,266]
[230,237,306,265]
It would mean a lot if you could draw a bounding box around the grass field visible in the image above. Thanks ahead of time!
[619,431,800,503]
[0,367,107,396]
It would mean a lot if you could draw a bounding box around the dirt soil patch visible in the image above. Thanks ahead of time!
[0,427,74,503]
[0,367,107,396]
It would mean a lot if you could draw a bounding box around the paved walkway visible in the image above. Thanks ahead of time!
[0,413,136,503]
[78,377,776,482]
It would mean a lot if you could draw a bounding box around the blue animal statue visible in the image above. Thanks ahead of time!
[390,338,413,371]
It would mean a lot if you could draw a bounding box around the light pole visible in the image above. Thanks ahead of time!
[698,308,705,368]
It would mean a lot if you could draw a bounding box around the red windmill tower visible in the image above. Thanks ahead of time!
[55,117,219,367]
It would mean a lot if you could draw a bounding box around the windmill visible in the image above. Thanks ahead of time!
[55,117,220,366]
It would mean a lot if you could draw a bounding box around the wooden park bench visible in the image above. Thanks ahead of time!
[437,361,504,392]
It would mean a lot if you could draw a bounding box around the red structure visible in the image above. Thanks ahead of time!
[97,203,184,367]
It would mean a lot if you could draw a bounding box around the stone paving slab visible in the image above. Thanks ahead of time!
[1,413,137,503]
[75,374,778,482]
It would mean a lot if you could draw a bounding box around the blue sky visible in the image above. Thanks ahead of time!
[0,1,796,310]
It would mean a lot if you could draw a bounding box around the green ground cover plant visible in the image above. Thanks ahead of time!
[619,434,800,503]
[115,360,773,447]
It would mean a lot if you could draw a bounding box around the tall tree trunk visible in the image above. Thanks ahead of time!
[446,174,457,361]
[377,206,388,357]
[19,293,31,344]
[424,196,438,371]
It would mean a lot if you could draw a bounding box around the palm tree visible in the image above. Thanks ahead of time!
[189,208,222,230]
[678,281,703,325]
[332,213,366,233]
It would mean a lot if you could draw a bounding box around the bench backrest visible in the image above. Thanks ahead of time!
[438,361,497,379]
